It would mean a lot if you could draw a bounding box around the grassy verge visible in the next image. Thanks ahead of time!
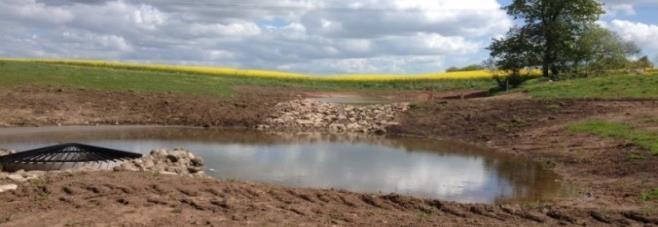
[0,61,496,96]
[521,73,658,99]
[568,120,658,156]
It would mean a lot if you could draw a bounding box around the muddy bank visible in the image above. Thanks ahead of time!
[2,171,657,226]
[1,86,658,225]
[0,86,468,129]
[392,98,658,211]
[0,86,295,128]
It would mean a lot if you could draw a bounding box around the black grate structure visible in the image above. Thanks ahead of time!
[0,143,142,171]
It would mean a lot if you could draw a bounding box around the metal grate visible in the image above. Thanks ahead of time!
[0,143,142,164]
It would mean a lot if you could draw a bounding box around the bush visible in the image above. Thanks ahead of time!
[490,74,533,92]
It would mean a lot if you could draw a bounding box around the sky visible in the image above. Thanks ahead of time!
[1,0,657,74]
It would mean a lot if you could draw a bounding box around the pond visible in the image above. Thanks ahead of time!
[0,126,560,204]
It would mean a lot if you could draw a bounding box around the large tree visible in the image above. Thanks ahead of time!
[500,0,604,80]
[572,25,640,75]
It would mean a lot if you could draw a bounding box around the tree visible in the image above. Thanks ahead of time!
[572,25,640,75]
[633,56,654,69]
[487,28,538,90]
[446,64,485,72]
[502,0,604,80]
[446,66,459,72]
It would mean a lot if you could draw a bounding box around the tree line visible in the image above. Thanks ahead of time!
[450,0,654,90]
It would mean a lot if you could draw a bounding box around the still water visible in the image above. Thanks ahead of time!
[0,126,560,203]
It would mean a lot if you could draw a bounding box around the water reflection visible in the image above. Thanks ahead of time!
[0,126,560,203]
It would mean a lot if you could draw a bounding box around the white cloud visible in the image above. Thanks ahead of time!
[62,32,133,52]
[601,0,658,15]
[0,0,512,73]
[302,0,511,38]
[130,4,167,30]
[340,39,372,54]
[603,1,637,15]
[71,1,167,33]
[606,20,658,50]
[0,0,74,25]
[188,22,262,37]
[206,50,235,60]
[279,55,447,74]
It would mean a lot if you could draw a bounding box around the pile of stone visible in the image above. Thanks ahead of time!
[259,99,409,134]
[0,148,15,157]
[114,149,205,177]
[1,148,207,193]
[1,147,103,183]
[0,170,45,182]
[1,149,23,193]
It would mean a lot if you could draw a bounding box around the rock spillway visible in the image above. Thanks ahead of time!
[259,99,409,134]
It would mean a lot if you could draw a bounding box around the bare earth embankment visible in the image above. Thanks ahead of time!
[0,86,295,128]
[1,86,658,226]
[391,97,658,210]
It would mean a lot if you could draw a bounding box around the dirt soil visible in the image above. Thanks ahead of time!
[391,96,658,211]
[0,86,297,128]
[1,171,657,226]
[1,86,658,226]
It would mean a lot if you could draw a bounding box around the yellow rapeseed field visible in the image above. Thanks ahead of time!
[0,58,307,80]
[326,70,496,81]
[0,58,536,81]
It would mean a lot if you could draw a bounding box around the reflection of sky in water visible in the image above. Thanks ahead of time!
[0,127,555,203]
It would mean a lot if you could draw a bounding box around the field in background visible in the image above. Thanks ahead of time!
[0,60,496,96]
[2,58,656,99]
[0,58,516,81]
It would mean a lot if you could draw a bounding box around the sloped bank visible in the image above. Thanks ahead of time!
[1,87,658,225]
[2,166,657,226]
[0,86,292,128]
[390,98,658,219]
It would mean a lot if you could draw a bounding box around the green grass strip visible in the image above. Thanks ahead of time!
[568,120,658,155]
[0,60,234,96]
[522,73,658,99]
[0,60,496,94]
